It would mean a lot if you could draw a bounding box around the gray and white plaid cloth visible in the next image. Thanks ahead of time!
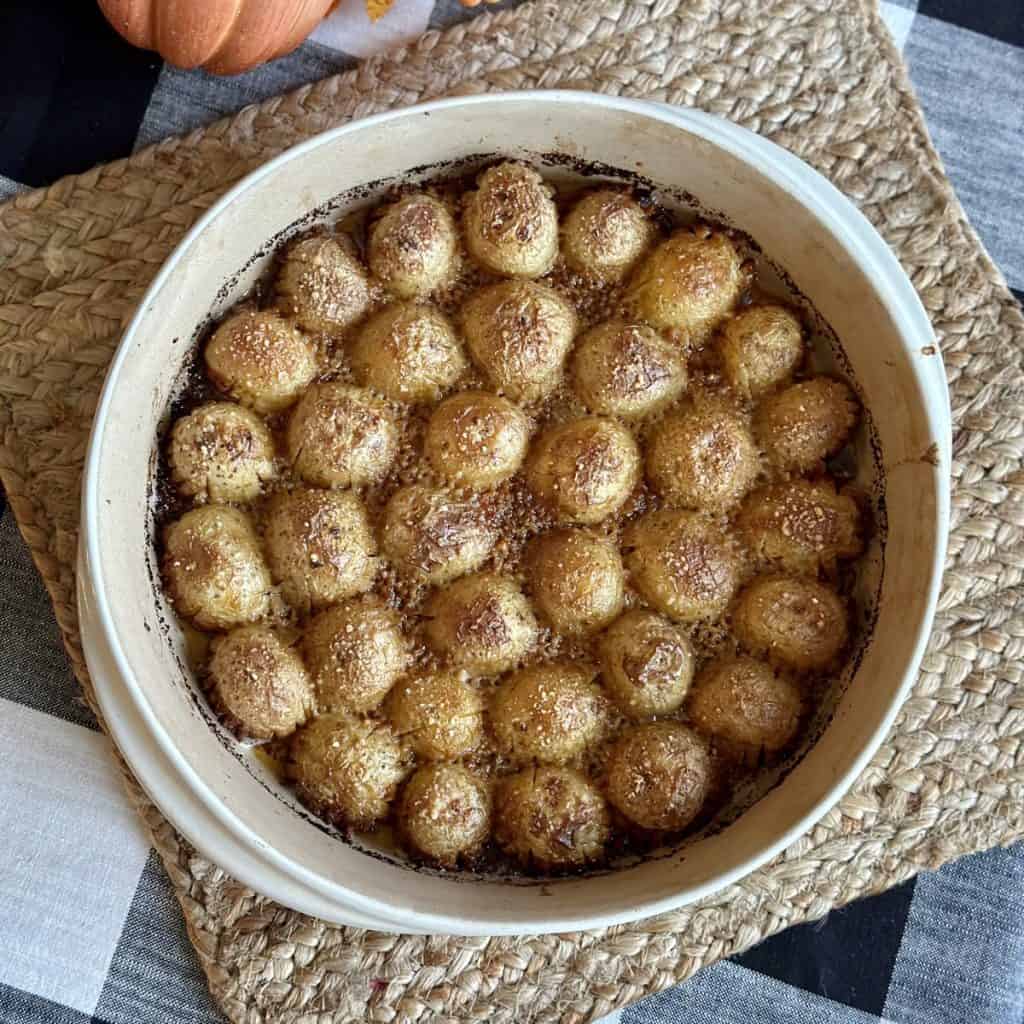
[0,1,1021,1021]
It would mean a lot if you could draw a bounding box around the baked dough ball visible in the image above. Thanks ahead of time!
[572,320,687,419]
[738,479,862,573]
[623,509,741,622]
[526,416,640,525]
[526,529,625,637]
[289,713,410,828]
[387,671,485,761]
[494,767,609,869]
[265,488,377,611]
[424,391,530,488]
[302,599,409,713]
[208,626,313,739]
[381,484,499,586]
[163,506,271,630]
[754,377,860,472]
[275,234,371,334]
[461,281,576,401]
[286,383,398,489]
[644,402,759,511]
[350,302,466,403]
[598,610,694,719]
[719,304,804,397]
[463,162,558,278]
[424,572,537,674]
[562,189,656,281]
[689,656,802,752]
[490,663,608,764]
[606,722,711,831]
[732,574,848,671]
[399,764,491,865]
[169,402,276,504]
[625,226,746,342]
[205,309,318,414]
[368,193,457,298]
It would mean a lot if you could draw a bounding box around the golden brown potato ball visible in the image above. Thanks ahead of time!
[163,506,271,631]
[463,162,559,278]
[387,671,485,761]
[719,304,804,397]
[205,309,319,414]
[490,663,608,765]
[625,226,746,342]
[526,416,640,525]
[275,234,371,335]
[350,301,466,404]
[624,509,741,623]
[525,529,625,637]
[732,574,848,672]
[644,402,759,512]
[381,484,499,586]
[571,320,687,419]
[289,713,410,828]
[169,402,277,504]
[689,656,802,752]
[264,488,378,611]
[399,764,491,865]
[494,766,609,869]
[606,722,711,831]
[368,193,457,298]
[461,281,577,401]
[302,599,409,713]
[423,391,530,488]
[597,610,694,719]
[424,572,537,674]
[562,189,657,281]
[208,626,313,739]
[754,377,860,472]
[737,479,862,573]
[286,383,398,489]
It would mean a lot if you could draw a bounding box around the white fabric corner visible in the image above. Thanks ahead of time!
[879,1,918,52]
[0,698,151,1014]
[311,0,437,58]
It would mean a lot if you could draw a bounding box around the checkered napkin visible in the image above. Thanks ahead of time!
[1,1,1022,1022]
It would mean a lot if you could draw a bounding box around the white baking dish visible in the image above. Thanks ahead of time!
[78,92,950,935]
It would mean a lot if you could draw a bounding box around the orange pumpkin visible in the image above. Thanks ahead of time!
[97,0,338,75]
[99,0,507,76]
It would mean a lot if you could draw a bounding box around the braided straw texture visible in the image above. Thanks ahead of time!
[1,0,1023,1020]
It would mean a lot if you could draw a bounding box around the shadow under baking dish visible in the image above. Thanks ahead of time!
[145,150,887,885]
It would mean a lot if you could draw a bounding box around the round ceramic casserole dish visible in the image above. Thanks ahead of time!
[78,92,950,936]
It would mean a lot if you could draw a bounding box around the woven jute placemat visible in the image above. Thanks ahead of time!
[2,0,1023,1020]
